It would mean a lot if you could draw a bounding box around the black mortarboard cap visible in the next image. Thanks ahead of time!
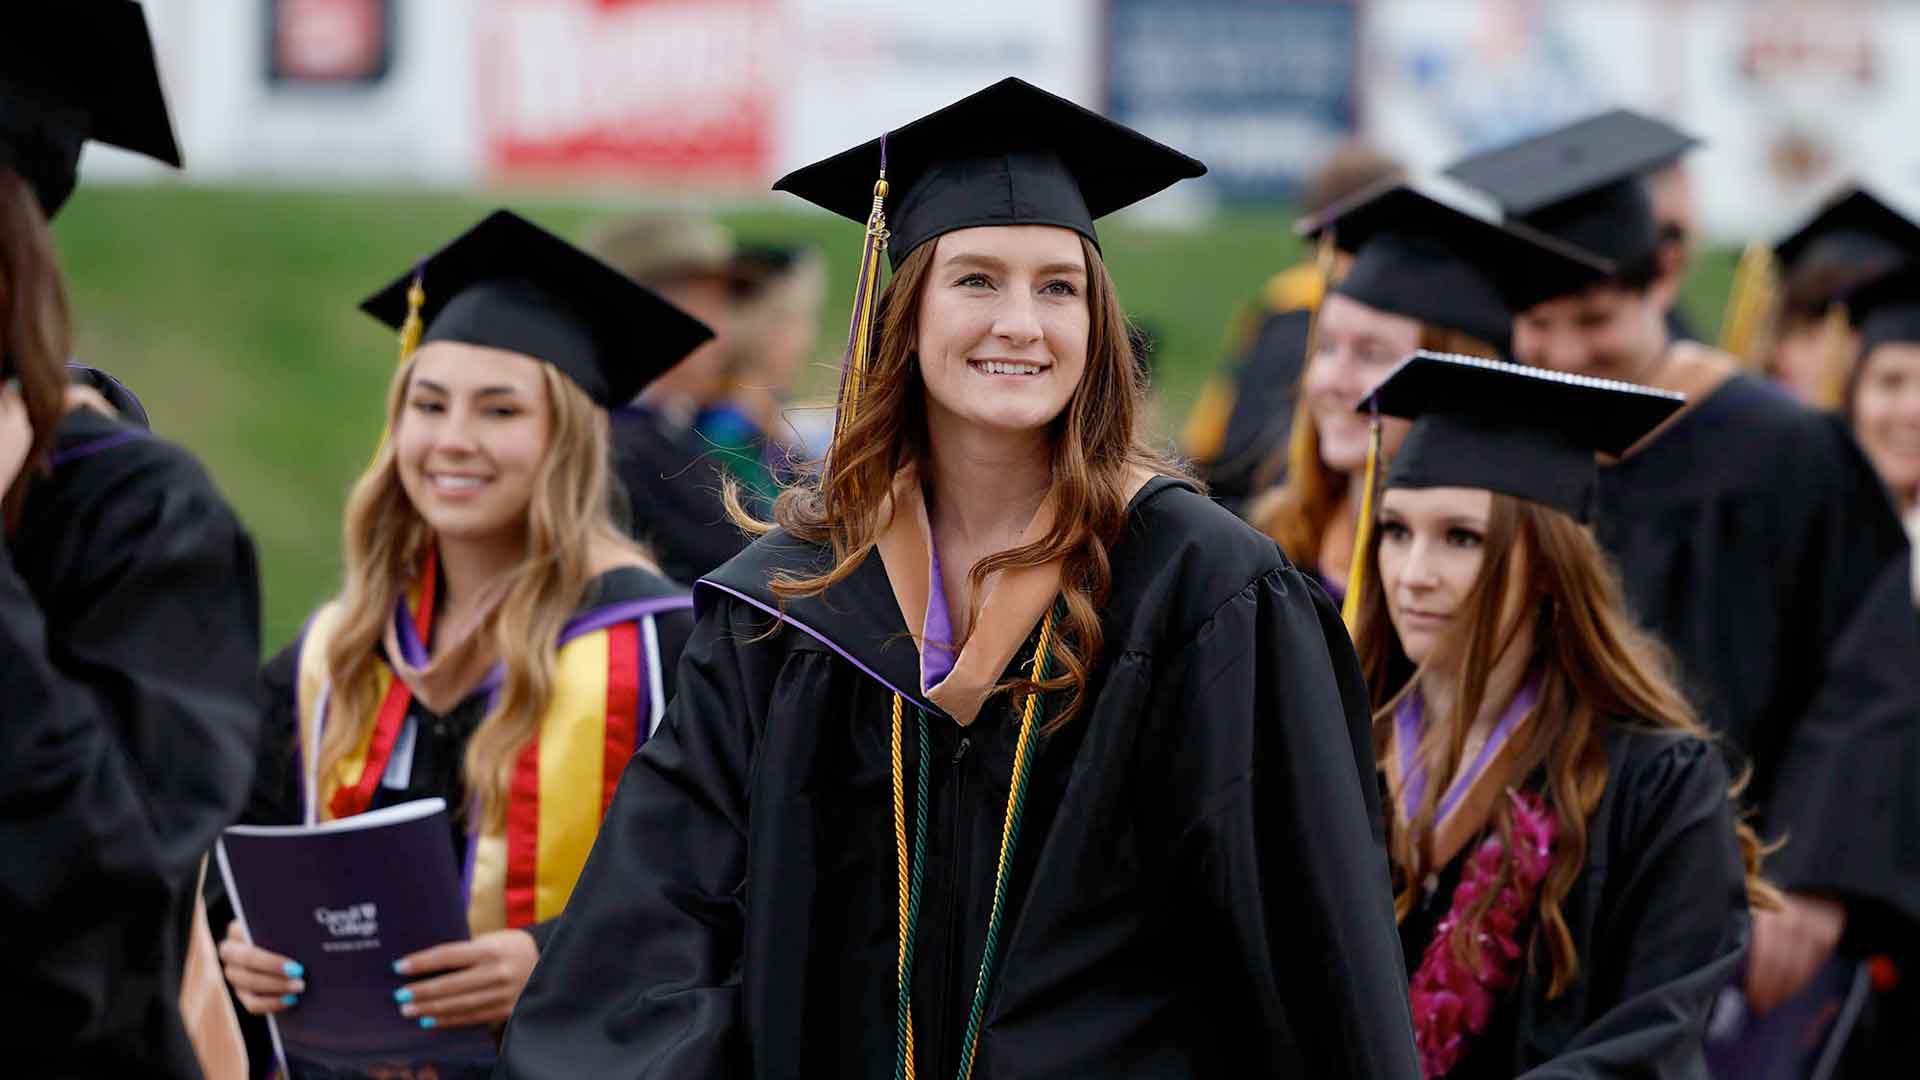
[1364,350,1684,520]
[1444,109,1699,271]
[0,0,183,217]
[1775,186,1920,273]
[772,77,1206,269]
[1843,264,1920,358]
[360,210,714,409]
[1299,177,1613,349]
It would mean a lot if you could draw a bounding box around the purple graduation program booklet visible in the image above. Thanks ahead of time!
[215,797,495,1075]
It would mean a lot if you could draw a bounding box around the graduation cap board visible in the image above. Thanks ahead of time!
[1775,186,1920,276]
[773,76,1206,459]
[1364,350,1686,521]
[0,0,182,217]
[774,77,1206,270]
[360,210,715,409]
[1298,176,1614,349]
[1445,108,1699,274]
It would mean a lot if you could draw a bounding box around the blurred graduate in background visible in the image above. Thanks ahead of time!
[1180,140,1403,512]
[588,213,756,584]
[0,3,263,1076]
[1248,176,1603,607]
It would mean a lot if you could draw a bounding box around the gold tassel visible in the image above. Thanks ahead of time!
[398,272,427,364]
[1813,301,1855,412]
[1340,412,1382,633]
[1719,240,1778,368]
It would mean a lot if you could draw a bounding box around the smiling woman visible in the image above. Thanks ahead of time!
[499,78,1421,1080]
[213,210,713,1077]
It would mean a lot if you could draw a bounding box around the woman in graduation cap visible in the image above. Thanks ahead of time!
[1347,351,1775,1078]
[499,78,1419,1079]
[0,4,264,1078]
[1249,177,1608,610]
[214,210,713,1074]
[1450,110,1920,1028]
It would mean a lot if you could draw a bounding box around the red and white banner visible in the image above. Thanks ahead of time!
[477,0,774,188]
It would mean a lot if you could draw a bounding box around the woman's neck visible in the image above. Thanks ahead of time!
[433,531,527,645]
[1419,632,1534,750]
[924,418,1053,552]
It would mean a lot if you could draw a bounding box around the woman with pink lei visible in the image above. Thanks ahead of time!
[1349,352,1777,1077]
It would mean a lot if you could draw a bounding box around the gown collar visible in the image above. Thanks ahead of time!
[699,463,1157,725]
[1387,679,1542,868]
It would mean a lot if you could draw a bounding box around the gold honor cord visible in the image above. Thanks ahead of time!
[892,607,1060,1080]
[1340,414,1382,632]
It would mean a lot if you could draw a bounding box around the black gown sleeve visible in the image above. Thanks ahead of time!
[0,454,262,1066]
[1522,736,1748,1078]
[1767,553,1920,946]
[497,598,758,1078]
[1157,566,1419,1077]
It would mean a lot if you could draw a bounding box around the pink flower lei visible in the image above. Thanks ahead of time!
[1407,790,1557,1079]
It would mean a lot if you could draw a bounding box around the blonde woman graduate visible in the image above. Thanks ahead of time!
[214,211,712,1077]
[498,78,1420,1080]
[1349,352,1777,1077]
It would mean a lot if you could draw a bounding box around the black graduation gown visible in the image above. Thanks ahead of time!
[0,408,262,1078]
[1197,308,1310,514]
[1592,374,1920,927]
[224,565,695,1077]
[609,405,752,585]
[498,476,1420,1079]
[1400,730,1748,1079]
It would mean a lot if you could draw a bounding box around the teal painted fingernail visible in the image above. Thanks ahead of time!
[393,988,412,1004]
[281,994,298,1006]
[418,1017,437,1030]
[282,961,304,978]
[391,959,406,975]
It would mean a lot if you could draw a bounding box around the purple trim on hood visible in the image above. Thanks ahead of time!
[50,429,146,466]
[696,578,932,711]
[471,595,694,697]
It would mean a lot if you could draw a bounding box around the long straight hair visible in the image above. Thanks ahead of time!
[735,234,1182,729]
[318,355,648,828]
[1353,492,1779,997]
[0,168,74,526]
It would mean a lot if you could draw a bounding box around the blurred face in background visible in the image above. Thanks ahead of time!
[1852,343,1920,509]
[1512,283,1668,384]
[639,272,735,411]
[396,342,552,546]
[916,225,1089,439]
[1771,313,1857,406]
[1648,163,1697,312]
[1306,291,1417,473]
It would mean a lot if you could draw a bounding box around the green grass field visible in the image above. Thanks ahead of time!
[48,185,1741,649]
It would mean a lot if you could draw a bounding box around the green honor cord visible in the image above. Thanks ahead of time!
[893,606,1060,1080]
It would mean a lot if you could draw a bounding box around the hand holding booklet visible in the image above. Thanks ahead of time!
[216,797,495,1077]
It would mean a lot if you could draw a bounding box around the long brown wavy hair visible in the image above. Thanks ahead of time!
[0,168,76,527]
[1251,323,1497,568]
[736,234,1182,729]
[1353,492,1780,997]
[316,352,649,829]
